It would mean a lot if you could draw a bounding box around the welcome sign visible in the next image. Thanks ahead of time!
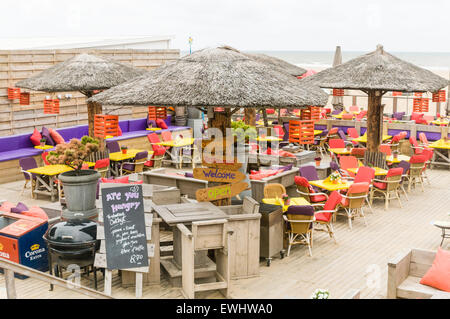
[193,167,245,183]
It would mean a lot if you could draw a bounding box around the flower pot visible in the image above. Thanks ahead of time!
[122,149,127,154]
[58,170,100,220]
[40,142,46,147]
[284,199,290,206]
[315,160,321,167]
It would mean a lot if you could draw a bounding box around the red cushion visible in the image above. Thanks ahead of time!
[315,212,331,222]
[152,144,166,156]
[278,150,295,158]
[294,176,309,187]
[144,160,154,167]
[310,194,327,202]
[94,158,110,169]
[419,248,450,292]
[49,128,65,145]
[373,181,387,189]
[30,128,42,146]
[156,119,168,129]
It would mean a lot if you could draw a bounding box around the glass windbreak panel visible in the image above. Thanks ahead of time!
[0,216,17,229]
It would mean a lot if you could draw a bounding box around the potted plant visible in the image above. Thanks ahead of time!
[311,289,330,299]
[281,193,290,206]
[121,145,128,154]
[315,157,322,167]
[329,171,341,184]
[46,136,100,219]
[40,138,46,147]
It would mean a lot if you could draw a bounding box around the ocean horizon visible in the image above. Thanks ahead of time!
[181,50,450,72]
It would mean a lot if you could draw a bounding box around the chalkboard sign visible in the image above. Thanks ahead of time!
[101,184,149,270]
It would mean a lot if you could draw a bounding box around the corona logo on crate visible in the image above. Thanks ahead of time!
[94,114,119,138]
[24,243,46,261]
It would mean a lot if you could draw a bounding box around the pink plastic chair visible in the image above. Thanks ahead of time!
[342,113,354,120]
[161,131,173,142]
[418,132,429,146]
[339,155,359,177]
[349,106,359,112]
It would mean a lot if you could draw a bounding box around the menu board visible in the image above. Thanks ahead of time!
[101,184,148,270]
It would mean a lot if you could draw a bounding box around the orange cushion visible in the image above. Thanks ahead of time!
[48,128,65,145]
[30,128,42,146]
[0,201,15,212]
[22,206,48,220]
[419,248,450,292]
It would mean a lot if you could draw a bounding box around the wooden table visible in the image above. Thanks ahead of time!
[109,149,145,176]
[433,221,450,246]
[386,154,411,164]
[262,197,310,212]
[157,138,194,168]
[314,130,323,136]
[429,139,450,169]
[153,201,229,286]
[34,145,54,150]
[309,179,353,191]
[347,167,388,176]
[27,165,73,201]
[431,120,449,126]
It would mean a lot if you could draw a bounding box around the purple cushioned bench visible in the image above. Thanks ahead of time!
[0,116,190,162]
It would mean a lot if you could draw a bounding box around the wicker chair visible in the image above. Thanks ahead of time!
[311,191,342,244]
[283,205,315,256]
[338,182,370,229]
[263,183,286,199]
[294,176,328,204]
[408,155,427,192]
[370,167,403,210]
[121,151,148,175]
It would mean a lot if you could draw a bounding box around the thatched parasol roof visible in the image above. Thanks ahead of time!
[16,53,146,93]
[89,46,327,108]
[243,52,306,77]
[302,45,448,93]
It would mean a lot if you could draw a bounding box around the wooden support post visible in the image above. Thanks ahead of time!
[5,269,16,299]
[244,108,256,126]
[352,95,357,106]
[85,91,103,138]
[393,96,398,113]
[366,90,384,152]
[261,108,268,127]
[436,102,441,117]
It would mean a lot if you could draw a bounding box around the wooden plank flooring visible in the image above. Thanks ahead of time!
[0,166,449,299]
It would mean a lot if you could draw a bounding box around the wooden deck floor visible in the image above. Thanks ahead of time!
[1,166,449,299]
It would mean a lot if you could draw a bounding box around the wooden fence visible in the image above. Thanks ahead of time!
[0,49,180,136]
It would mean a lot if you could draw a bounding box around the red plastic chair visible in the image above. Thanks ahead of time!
[339,182,370,229]
[418,132,429,146]
[294,176,328,204]
[329,139,346,149]
[370,168,403,210]
[355,111,367,121]
[161,130,173,142]
[339,155,359,177]
[409,136,424,154]
[312,191,342,243]
[347,128,359,139]
[42,152,50,165]
[379,144,392,156]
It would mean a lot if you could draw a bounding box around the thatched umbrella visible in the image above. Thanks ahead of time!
[331,46,344,111]
[16,53,146,137]
[89,46,328,134]
[243,52,307,126]
[302,44,448,165]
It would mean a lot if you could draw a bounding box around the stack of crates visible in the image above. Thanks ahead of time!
[148,106,167,120]
[94,114,119,138]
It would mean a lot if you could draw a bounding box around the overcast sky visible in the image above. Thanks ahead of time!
[3,0,450,52]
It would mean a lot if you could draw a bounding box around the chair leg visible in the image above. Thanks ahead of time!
[306,233,313,257]
[396,190,402,208]
[385,192,389,210]
[361,208,367,226]
[347,210,353,229]
[401,184,409,201]
[365,197,374,214]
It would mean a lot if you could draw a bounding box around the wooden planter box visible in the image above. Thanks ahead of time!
[143,168,208,199]
[248,151,316,167]
[219,199,261,279]
[249,167,299,202]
